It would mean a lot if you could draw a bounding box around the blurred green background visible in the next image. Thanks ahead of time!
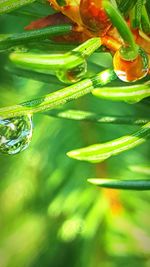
[0,2,150,267]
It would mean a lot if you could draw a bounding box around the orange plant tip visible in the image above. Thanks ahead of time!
[79,0,111,35]
[113,49,149,82]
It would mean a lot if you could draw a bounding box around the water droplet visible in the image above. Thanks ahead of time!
[79,0,111,35]
[113,48,149,82]
[0,115,33,155]
[56,58,87,84]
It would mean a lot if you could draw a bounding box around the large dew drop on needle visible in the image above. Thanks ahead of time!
[0,115,33,155]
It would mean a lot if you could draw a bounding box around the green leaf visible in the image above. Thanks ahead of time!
[141,4,150,35]
[129,165,150,175]
[0,69,116,119]
[0,0,36,15]
[45,109,150,126]
[92,81,150,103]
[67,122,150,163]
[87,178,150,190]
[11,1,54,18]
[0,25,72,51]
[118,0,138,14]
[6,64,62,85]
[130,0,143,29]
[9,38,100,72]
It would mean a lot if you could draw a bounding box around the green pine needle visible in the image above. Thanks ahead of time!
[87,178,150,190]
[67,122,150,163]
[0,0,36,15]
[92,81,150,103]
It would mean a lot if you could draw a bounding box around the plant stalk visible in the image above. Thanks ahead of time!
[0,69,116,119]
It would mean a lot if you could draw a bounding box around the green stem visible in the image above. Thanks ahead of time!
[9,38,101,72]
[0,69,116,119]
[103,0,139,60]
[88,179,150,190]
[45,109,150,126]
[0,25,72,51]
[67,121,150,163]
[0,0,36,15]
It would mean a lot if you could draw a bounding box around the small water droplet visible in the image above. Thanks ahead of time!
[56,58,87,84]
[113,49,149,82]
[0,115,33,155]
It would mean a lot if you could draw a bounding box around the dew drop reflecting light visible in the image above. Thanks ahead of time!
[100,70,112,83]
[113,48,149,82]
[0,115,33,155]
[56,58,87,84]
